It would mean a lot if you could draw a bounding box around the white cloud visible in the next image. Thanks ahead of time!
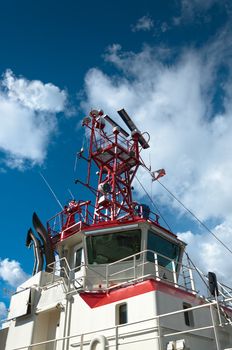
[161,22,169,33]
[3,70,66,112]
[175,0,227,25]
[81,41,232,223]
[178,220,232,286]
[0,302,7,322]
[132,15,154,32]
[0,258,28,288]
[0,70,67,170]
[181,0,217,15]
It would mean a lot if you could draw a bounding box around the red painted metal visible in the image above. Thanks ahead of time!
[47,200,92,241]
[47,109,158,242]
[80,109,147,224]
[79,279,200,308]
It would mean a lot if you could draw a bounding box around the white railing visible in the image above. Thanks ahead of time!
[5,251,232,350]
[194,267,232,307]
[105,249,196,293]
[8,297,232,350]
[44,250,232,309]
[45,250,198,295]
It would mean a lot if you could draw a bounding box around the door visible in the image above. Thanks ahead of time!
[73,243,85,288]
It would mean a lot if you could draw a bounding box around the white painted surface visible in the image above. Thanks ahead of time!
[3,221,232,350]
[32,309,60,350]
[37,283,65,311]
[5,318,34,350]
[8,288,31,320]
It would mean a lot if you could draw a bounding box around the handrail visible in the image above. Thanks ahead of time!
[105,249,196,292]
[44,249,232,306]
[44,249,198,294]
[8,297,232,350]
[107,249,193,270]
[195,266,232,304]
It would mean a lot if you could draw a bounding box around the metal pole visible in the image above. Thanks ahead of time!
[115,326,119,350]
[154,253,160,279]
[106,264,109,289]
[215,293,223,327]
[80,334,84,350]
[133,255,136,280]
[172,261,178,287]
[157,316,162,350]
[189,266,195,292]
[210,304,221,350]
[141,250,145,278]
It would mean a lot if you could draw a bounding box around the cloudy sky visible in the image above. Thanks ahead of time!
[0,0,232,322]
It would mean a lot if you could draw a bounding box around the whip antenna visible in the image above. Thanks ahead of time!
[39,172,63,210]
[68,188,75,200]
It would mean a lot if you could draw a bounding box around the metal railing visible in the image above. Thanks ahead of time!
[92,131,133,154]
[44,250,197,296]
[105,249,196,292]
[5,250,232,349]
[8,296,232,350]
[194,267,232,308]
[47,202,92,239]
[44,250,232,311]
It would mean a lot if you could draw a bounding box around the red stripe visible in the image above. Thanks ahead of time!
[80,279,199,308]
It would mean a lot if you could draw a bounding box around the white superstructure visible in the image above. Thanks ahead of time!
[2,220,232,350]
[1,109,232,350]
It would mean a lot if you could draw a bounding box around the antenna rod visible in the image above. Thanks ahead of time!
[68,188,75,199]
[39,172,63,210]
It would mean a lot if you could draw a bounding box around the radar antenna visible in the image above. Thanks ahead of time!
[103,114,129,138]
[117,108,150,149]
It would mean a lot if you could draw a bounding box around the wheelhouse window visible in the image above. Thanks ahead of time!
[86,230,141,264]
[147,230,180,270]
[75,247,83,271]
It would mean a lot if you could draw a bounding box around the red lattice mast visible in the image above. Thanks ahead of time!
[79,109,150,223]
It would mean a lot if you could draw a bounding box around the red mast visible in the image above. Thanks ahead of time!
[47,108,158,241]
[79,109,149,223]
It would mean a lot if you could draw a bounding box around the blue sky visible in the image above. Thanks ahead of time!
[1,0,232,321]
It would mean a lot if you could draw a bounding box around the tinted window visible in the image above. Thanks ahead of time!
[86,230,141,264]
[118,303,127,324]
[75,248,83,271]
[183,303,194,326]
[147,230,180,269]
